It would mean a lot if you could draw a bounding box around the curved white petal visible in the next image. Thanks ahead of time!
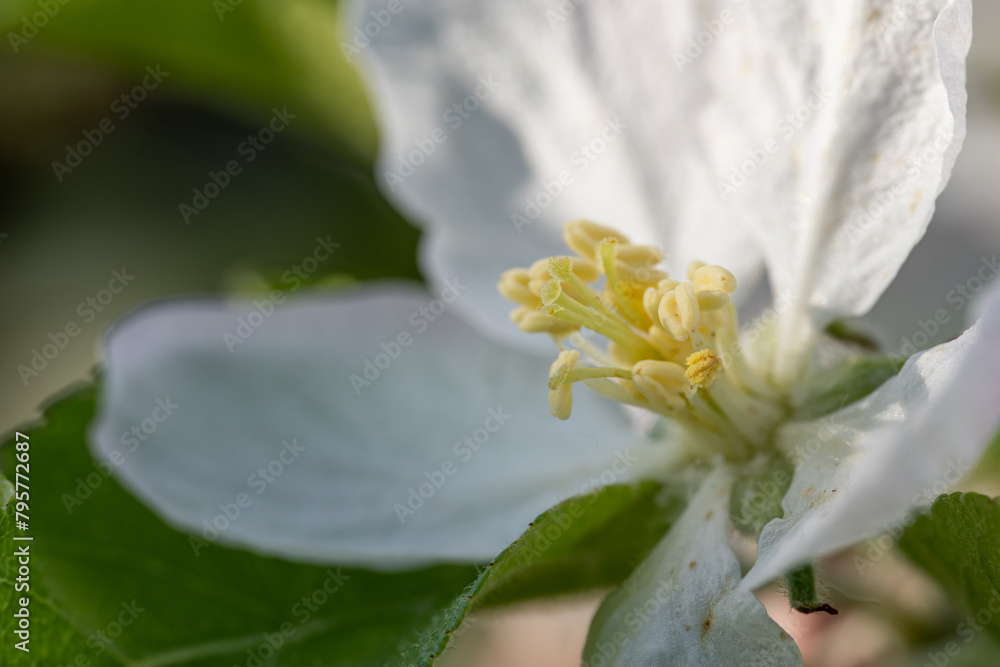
[744,0,972,378]
[860,115,1000,353]
[348,0,765,351]
[90,283,672,568]
[584,467,802,666]
[744,280,1000,590]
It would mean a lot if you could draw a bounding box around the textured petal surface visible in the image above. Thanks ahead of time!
[349,0,970,367]
[90,284,672,568]
[583,467,803,666]
[745,281,1000,589]
[348,0,768,351]
[707,1,972,344]
[859,115,1000,354]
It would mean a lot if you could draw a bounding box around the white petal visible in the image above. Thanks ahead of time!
[708,0,972,375]
[348,0,765,351]
[90,283,672,568]
[350,0,970,368]
[744,280,1000,589]
[583,467,802,666]
[859,116,1000,353]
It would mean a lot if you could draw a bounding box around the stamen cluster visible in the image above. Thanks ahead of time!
[499,220,780,459]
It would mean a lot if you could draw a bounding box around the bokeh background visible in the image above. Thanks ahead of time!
[1,1,999,665]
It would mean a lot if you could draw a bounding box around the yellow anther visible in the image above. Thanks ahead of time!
[674,283,700,333]
[529,258,551,280]
[616,243,664,268]
[564,220,629,260]
[615,261,669,289]
[510,307,579,335]
[526,258,551,294]
[498,269,539,308]
[658,278,681,292]
[657,290,687,340]
[657,284,701,340]
[695,290,730,311]
[687,261,706,281]
[631,360,687,411]
[548,350,580,420]
[571,257,600,283]
[685,349,722,389]
[643,286,664,325]
[692,265,737,294]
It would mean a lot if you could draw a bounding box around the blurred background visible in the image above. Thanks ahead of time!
[1,1,999,665]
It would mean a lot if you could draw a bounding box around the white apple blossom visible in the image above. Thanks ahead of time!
[91,0,1000,663]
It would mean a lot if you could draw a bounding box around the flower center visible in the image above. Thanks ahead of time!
[498,220,786,461]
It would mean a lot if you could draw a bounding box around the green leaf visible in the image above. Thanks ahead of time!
[1,471,120,666]
[1,385,684,665]
[2,0,376,160]
[899,493,1000,644]
[0,386,478,666]
[792,355,906,420]
[395,482,686,665]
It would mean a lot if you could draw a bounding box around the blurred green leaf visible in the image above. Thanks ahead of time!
[899,493,1000,645]
[397,481,685,666]
[2,0,376,160]
[792,355,906,420]
[2,470,120,667]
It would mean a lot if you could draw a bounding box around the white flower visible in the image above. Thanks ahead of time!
[92,0,1000,663]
